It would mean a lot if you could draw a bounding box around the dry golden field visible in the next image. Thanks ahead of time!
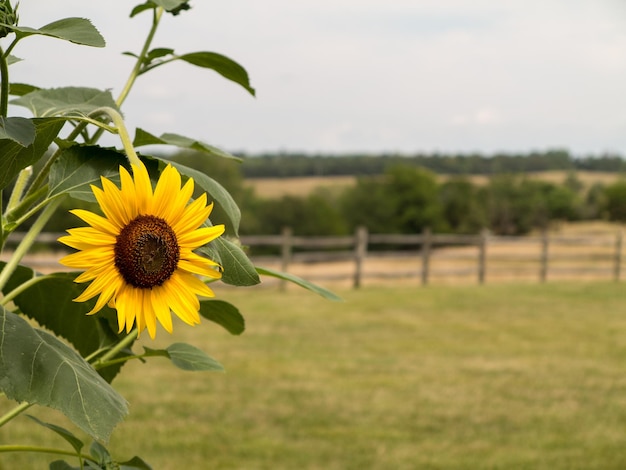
[245,170,624,198]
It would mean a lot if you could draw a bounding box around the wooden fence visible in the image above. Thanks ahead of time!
[240,227,625,287]
[3,227,625,287]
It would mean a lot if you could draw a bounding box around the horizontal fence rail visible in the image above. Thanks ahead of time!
[3,227,625,288]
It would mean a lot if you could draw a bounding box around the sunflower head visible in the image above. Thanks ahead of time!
[59,163,225,339]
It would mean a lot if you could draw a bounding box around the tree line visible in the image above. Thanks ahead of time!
[172,151,626,239]
[13,150,626,240]
[239,150,626,178]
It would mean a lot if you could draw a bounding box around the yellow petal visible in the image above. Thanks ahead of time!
[163,178,195,226]
[131,163,153,214]
[177,258,222,279]
[119,165,138,219]
[162,272,201,325]
[171,196,211,235]
[151,287,173,334]
[177,225,225,248]
[152,165,181,219]
[142,289,157,339]
[70,209,119,236]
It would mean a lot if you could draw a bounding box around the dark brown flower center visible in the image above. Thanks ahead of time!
[114,215,180,288]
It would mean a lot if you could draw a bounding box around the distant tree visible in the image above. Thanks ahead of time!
[603,180,626,222]
[438,177,487,233]
[340,165,446,234]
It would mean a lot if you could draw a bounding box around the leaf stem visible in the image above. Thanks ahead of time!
[92,329,139,369]
[0,402,32,428]
[0,197,62,293]
[0,445,97,463]
[0,273,53,306]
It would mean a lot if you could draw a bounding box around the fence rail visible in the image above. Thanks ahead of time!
[3,227,625,287]
[240,227,625,287]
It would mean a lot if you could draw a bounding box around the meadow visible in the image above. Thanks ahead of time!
[245,170,623,198]
[2,283,626,469]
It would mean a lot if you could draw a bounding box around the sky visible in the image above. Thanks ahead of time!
[7,1,626,156]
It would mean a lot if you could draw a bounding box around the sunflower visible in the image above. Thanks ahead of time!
[59,162,225,338]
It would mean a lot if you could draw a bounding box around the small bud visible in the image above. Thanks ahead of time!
[0,0,18,39]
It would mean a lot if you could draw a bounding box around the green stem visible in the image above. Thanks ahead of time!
[0,445,97,463]
[95,353,148,369]
[0,274,52,306]
[0,402,32,428]
[92,329,139,369]
[0,197,62,293]
[117,7,163,107]
[90,107,142,166]
[0,44,9,117]
[4,185,49,226]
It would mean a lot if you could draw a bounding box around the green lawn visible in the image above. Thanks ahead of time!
[2,283,626,469]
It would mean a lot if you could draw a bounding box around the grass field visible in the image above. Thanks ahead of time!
[245,170,624,198]
[2,283,626,469]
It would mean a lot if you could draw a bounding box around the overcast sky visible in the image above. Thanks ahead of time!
[8,1,626,156]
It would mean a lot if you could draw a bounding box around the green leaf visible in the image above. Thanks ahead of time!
[167,343,224,371]
[256,266,343,301]
[0,116,35,146]
[9,82,40,96]
[131,0,190,17]
[49,461,79,470]
[178,52,255,96]
[12,18,105,47]
[133,128,241,161]
[11,87,119,119]
[0,306,128,442]
[0,267,131,383]
[151,156,241,235]
[28,415,84,454]
[48,145,129,202]
[0,117,64,190]
[200,237,260,286]
[199,300,245,335]
[119,456,153,470]
[144,343,224,371]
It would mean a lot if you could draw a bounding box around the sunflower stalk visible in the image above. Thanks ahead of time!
[89,107,142,167]
[0,197,62,293]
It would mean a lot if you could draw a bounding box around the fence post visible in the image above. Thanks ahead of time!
[353,226,368,289]
[478,229,488,284]
[280,226,292,291]
[539,228,549,283]
[421,228,432,285]
[614,231,623,282]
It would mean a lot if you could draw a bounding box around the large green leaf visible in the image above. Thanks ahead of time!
[0,117,64,190]
[200,237,260,286]
[0,265,130,383]
[133,128,240,161]
[48,145,130,202]
[256,266,342,301]
[199,299,245,335]
[151,156,241,235]
[178,52,255,96]
[11,87,119,119]
[0,305,128,442]
[11,18,105,47]
[0,116,35,146]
